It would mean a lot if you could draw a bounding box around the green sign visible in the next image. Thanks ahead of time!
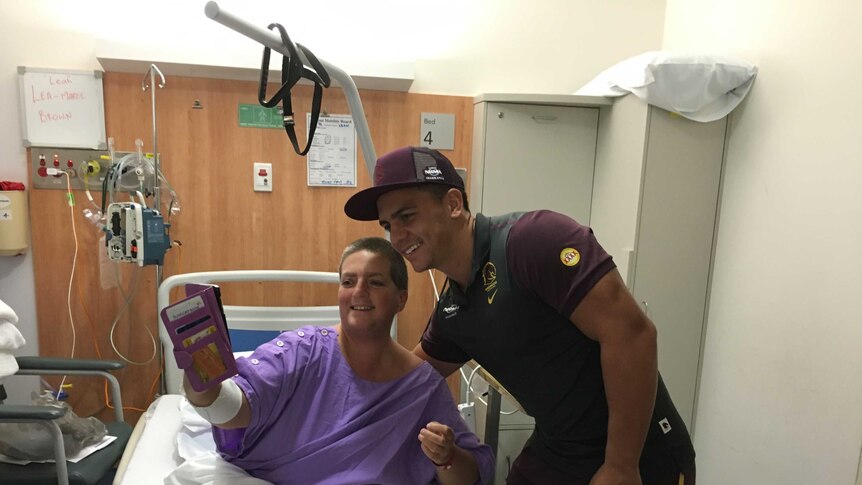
[238,104,283,129]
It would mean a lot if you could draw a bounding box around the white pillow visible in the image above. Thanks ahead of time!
[576,51,758,122]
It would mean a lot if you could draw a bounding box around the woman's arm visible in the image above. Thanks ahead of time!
[183,374,252,429]
[419,422,480,485]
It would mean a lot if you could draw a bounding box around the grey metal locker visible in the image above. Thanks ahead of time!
[592,94,727,432]
[468,93,610,484]
[471,93,610,223]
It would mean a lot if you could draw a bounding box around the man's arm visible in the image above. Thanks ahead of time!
[413,343,465,378]
[570,268,657,484]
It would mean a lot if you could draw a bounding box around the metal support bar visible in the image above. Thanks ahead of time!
[17,369,124,422]
[203,1,377,176]
[484,387,502,484]
[0,418,69,484]
[46,419,69,485]
[200,2,391,347]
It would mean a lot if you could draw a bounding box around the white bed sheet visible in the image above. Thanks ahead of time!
[118,393,270,485]
[118,395,184,485]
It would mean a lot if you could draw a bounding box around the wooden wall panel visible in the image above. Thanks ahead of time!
[29,72,472,423]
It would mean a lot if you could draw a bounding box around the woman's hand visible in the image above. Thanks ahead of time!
[418,421,455,467]
[419,421,481,485]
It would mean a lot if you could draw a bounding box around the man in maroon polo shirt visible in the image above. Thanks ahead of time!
[344,146,695,485]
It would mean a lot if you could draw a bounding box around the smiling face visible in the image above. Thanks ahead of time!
[376,186,460,274]
[338,249,408,335]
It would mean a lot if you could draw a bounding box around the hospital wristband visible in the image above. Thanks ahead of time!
[432,451,454,469]
[191,378,243,425]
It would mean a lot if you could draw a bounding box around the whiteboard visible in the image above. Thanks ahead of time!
[17,67,107,149]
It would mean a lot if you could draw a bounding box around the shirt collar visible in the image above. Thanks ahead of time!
[444,213,490,304]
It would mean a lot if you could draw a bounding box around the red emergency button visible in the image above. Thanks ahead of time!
[258,169,268,177]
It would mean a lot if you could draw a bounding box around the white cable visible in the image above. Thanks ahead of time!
[464,364,520,415]
[428,270,440,301]
[108,263,157,365]
[466,364,482,404]
[425,254,519,414]
[82,173,100,210]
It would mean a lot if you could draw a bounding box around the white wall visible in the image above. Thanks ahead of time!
[0,0,665,399]
[662,1,862,483]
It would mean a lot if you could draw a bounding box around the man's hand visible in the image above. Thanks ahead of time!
[590,463,642,485]
[418,421,455,466]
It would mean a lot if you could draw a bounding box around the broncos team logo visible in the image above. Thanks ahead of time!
[560,247,581,267]
[482,262,498,304]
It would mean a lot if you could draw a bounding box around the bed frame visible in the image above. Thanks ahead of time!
[156,270,341,394]
[115,270,341,485]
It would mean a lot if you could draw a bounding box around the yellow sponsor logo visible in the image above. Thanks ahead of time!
[482,262,498,304]
[560,248,580,267]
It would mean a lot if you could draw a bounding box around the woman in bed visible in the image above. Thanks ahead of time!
[181,237,494,485]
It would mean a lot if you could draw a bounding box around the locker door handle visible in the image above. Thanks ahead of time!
[531,115,557,122]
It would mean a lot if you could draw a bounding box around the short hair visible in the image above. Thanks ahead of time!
[338,237,408,291]
[417,184,470,213]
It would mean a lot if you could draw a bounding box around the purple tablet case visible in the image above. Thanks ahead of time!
[160,284,237,392]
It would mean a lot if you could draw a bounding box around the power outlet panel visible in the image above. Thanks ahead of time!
[254,162,273,192]
[28,147,152,191]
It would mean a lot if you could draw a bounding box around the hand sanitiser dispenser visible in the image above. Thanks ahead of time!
[0,183,29,256]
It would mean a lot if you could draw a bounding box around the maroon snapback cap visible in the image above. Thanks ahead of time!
[344,146,464,221]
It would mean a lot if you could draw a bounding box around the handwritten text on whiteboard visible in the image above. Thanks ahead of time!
[28,75,88,123]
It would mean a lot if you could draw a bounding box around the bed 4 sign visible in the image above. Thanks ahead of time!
[420,112,455,150]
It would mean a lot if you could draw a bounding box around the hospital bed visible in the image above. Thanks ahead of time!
[113,270,341,485]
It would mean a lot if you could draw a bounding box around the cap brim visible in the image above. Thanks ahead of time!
[344,182,424,221]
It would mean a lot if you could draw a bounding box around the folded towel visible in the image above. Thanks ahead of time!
[0,353,18,380]
[0,299,18,325]
[0,321,25,350]
[0,319,25,379]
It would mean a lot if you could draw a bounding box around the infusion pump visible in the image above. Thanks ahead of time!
[106,202,170,266]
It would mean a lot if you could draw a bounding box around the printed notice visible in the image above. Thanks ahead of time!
[306,114,357,187]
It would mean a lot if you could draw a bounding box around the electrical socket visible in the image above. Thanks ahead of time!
[254,162,273,192]
[29,148,148,191]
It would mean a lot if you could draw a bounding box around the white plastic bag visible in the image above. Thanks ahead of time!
[0,391,107,460]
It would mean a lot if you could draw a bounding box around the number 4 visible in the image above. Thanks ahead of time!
[424,131,433,145]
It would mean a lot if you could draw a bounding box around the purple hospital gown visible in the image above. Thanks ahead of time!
[213,325,494,485]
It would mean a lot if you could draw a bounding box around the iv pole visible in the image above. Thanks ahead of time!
[203,1,378,173]
[141,64,165,285]
[142,64,166,394]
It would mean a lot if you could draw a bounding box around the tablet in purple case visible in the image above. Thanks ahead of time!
[160,284,237,392]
